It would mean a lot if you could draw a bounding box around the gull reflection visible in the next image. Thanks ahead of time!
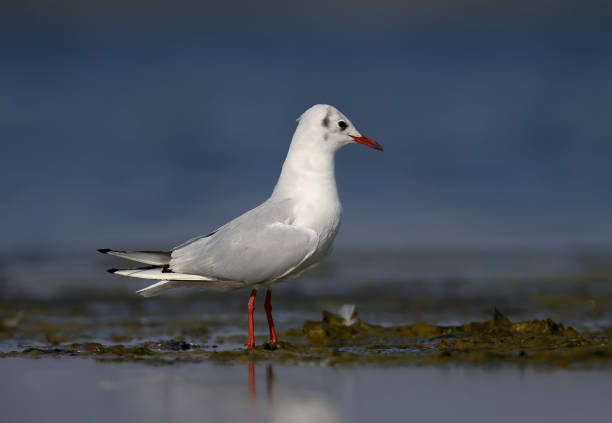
[266,364,275,401]
[247,362,340,423]
[248,362,275,409]
[249,362,256,408]
[93,360,340,422]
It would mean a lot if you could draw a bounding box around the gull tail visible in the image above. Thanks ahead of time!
[98,249,171,266]
[108,265,217,297]
[108,266,211,281]
[134,279,248,297]
[102,253,250,295]
[136,280,177,297]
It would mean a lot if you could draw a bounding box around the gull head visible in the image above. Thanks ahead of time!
[295,104,383,153]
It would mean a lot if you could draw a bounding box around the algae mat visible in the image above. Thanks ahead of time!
[1,302,611,367]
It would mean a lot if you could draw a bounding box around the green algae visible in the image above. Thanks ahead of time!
[11,343,155,358]
[273,307,612,367]
[3,307,611,368]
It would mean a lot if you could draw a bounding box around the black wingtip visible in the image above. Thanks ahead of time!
[107,268,118,274]
[98,248,112,254]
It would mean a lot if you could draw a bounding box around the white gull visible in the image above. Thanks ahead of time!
[99,104,382,348]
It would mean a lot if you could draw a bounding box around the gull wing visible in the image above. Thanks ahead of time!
[169,199,319,284]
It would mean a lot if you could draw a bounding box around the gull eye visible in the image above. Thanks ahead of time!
[338,120,347,130]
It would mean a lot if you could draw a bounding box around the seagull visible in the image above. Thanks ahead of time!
[99,104,382,349]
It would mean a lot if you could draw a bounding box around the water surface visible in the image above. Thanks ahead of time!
[2,358,610,423]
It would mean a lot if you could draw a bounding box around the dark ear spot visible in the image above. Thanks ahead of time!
[322,115,330,128]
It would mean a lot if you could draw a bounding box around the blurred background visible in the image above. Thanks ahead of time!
[0,1,611,301]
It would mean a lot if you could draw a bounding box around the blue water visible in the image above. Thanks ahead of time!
[2,359,611,423]
[1,17,611,255]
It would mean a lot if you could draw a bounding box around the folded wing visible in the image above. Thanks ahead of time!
[170,200,319,284]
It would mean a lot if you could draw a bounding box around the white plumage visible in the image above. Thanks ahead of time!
[100,104,382,297]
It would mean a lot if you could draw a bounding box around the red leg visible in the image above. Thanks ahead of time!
[245,289,257,349]
[264,289,278,345]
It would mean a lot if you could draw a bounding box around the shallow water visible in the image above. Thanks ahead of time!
[1,249,611,422]
[2,358,611,423]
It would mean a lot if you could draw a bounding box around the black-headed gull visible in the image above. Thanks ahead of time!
[99,104,382,349]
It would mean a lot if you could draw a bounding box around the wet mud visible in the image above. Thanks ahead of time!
[1,301,610,367]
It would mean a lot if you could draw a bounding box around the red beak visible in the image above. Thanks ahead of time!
[350,135,383,151]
